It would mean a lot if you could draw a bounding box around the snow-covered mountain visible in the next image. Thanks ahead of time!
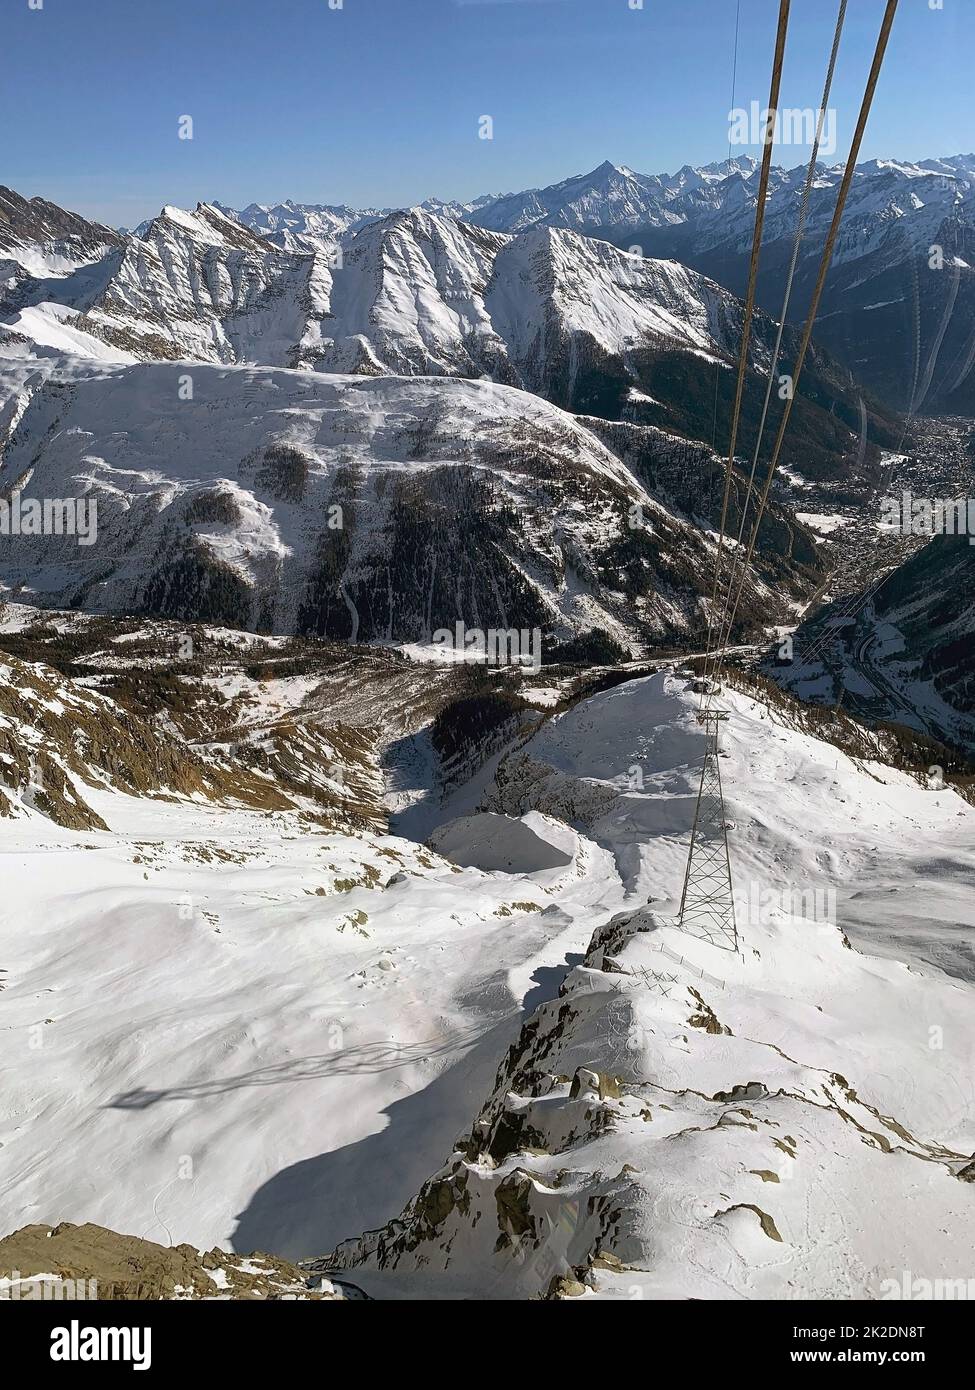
[0,359,821,645]
[288,208,731,386]
[0,185,125,360]
[232,204,893,487]
[586,155,975,416]
[0,185,121,285]
[0,194,330,368]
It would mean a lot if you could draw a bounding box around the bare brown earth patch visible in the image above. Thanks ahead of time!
[0,1221,341,1300]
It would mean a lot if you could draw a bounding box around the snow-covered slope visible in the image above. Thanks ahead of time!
[3,658,968,1289]
[311,672,975,1298]
[0,359,820,646]
[0,627,636,1258]
[3,650,973,1296]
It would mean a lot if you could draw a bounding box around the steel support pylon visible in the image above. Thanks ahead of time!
[677,710,739,952]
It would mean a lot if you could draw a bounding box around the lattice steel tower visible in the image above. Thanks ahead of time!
[677,709,739,952]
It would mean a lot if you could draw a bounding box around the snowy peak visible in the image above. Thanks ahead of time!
[151,200,274,252]
[0,186,122,314]
[274,202,739,393]
[470,160,674,234]
[54,199,332,367]
[696,154,760,180]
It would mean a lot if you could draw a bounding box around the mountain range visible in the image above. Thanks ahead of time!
[0,154,970,692]
[2,181,888,478]
[1,172,885,650]
[228,153,975,416]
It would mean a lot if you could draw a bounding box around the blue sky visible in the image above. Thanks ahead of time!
[4,0,971,227]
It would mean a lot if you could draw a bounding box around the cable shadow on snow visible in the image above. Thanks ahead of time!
[227,950,584,1261]
[103,1016,519,1110]
[102,925,579,1261]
